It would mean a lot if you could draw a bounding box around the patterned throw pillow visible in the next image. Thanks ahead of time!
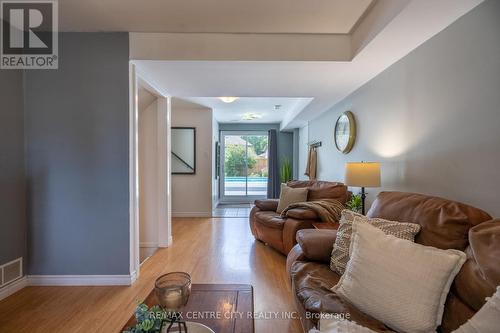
[330,210,421,275]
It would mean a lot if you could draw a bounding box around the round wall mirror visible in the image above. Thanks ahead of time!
[334,111,356,154]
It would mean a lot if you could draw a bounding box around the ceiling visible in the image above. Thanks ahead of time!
[185,97,313,123]
[59,0,373,33]
[132,0,484,129]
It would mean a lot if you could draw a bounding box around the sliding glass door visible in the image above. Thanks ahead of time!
[220,131,268,202]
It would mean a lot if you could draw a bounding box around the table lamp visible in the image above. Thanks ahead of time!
[345,162,381,215]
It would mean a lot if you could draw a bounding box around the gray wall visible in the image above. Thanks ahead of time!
[304,0,500,217]
[0,70,26,267]
[218,123,294,179]
[24,33,130,274]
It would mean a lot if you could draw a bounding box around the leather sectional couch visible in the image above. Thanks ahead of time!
[287,191,500,332]
[249,180,349,255]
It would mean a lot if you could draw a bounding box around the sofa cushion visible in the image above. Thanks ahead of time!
[453,219,500,311]
[297,229,337,263]
[254,211,285,229]
[290,261,394,332]
[287,180,349,204]
[367,192,492,250]
[441,292,476,333]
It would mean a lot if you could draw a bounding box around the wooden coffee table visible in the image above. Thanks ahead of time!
[122,284,254,333]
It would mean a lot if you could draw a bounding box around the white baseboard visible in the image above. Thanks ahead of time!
[0,276,28,301]
[0,272,139,301]
[172,212,211,217]
[130,270,138,284]
[27,274,136,286]
[140,242,159,248]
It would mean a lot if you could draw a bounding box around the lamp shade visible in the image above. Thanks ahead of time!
[345,162,381,188]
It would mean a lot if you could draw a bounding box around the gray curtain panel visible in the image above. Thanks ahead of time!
[267,129,280,198]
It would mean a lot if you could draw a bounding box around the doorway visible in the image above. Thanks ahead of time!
[220,131,268,203]
[129,64,172,280]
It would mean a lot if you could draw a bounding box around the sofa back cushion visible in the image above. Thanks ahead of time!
[453,219,500,311]
[367,191,491,251]
[287,180,349,204]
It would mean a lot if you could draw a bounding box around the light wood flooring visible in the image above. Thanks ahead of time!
[0,217,302,333]
[212,204,253,218]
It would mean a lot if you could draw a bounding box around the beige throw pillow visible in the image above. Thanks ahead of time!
[330,210,420,274]
[276,184,308,213]
[332,221,466,333]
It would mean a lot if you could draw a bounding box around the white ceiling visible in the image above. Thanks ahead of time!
[59,0,373,33]
[185,97,313,124]
[133,0,484,129]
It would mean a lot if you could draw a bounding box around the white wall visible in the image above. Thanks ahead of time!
[298,124,309,181]
[171,98,214,216]
[301,0,500,217]
[139,97,159,246]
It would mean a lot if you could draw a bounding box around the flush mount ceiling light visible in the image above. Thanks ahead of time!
[219,96,239,103]
[242,113,262,121]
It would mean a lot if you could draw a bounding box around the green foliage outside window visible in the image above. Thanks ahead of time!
[242,135,268,156]
[224,144,257,177]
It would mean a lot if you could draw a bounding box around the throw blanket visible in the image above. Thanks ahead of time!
[280,199,345,223]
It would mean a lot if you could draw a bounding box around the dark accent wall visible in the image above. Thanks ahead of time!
[218,123,294,178]
[24,33,130,274]
[0,70,26,267]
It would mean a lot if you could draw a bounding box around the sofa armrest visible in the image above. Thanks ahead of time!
[285,207,319,220]
[296,229,337,264]
[254,199,279,211]
[286,244,306,277]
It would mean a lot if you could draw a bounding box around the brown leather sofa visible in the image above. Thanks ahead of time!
[287,191,500,332]
[249,180,349,255]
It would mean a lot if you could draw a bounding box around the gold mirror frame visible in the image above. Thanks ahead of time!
[334,111,357,154]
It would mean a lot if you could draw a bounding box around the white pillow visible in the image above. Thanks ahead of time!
[454,286,500,333]
[309,319,376,333]
[332,220,466,333]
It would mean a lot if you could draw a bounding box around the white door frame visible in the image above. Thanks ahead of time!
[129,63,172,282]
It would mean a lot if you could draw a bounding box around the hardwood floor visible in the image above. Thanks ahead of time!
[0,217,302,333]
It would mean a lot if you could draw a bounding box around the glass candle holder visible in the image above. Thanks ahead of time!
[155,272,192,313]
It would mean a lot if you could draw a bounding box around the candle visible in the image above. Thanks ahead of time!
[162,289,183,311]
